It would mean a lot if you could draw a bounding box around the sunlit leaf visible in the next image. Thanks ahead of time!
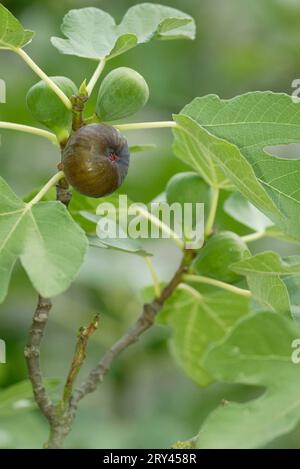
[0,4,34,50]
[177,92,300,241]
[51,4,195,60]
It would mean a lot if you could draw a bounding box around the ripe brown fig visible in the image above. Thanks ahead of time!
[61,124,130,198]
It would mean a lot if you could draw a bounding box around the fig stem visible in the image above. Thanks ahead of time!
[242,231,266,243]
[114,121,177,131]
[145,256,161,298]
[14,48,72,110]
[0,121,58,144]
[86,57,106,96]
[204,187,219,238]
[183,274,252,298]
[27,171,65,207]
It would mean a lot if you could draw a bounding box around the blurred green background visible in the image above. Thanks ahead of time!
[1,0,300,449]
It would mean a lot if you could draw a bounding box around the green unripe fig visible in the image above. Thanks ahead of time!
[192,231,250,283]
[96,67,149,122]
[166,172,212,214]
[26,76,78,142]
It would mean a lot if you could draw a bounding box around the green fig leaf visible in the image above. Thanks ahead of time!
[157,287,250,386]
[231,251,300,318]
[0,177,88,303]
[0,3,34,50]
[51,4,195,60]
[197,312,300,449]
[177,92,300,242]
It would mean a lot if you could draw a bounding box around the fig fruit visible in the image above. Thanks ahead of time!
[26,76,78,142]
[96,67,149,122]
[192,231,250,283]
[166,172,212,213]
[61,124,130,198]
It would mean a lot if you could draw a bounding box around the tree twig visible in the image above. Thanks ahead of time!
[25,175,73,449]
[56,176,72,208]
[71,254,190,407]
[26,163,195,448]
[24,295,55,423]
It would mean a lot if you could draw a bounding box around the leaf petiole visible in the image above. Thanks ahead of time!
[144,256,161,298]
[183,274,252,298]
[27,171,65,208]
[0,121,58,144]
[131,204,185,250]
[14,48,72,109]
[242,231,266,243]
[204,187,219,238]
[114,121,177,131]
[86,57,106,96]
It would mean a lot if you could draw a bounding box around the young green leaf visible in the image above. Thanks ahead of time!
[178,92,300,241]
[0,177,88,303]
[51,4,195,60]
[231,251,300,318]
[157,287,249,386]
[198,312,300,448]
[0,3,34,50]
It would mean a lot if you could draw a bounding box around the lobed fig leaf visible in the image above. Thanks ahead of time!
[0,177,88,303]
[51,4,196,61]
[0,4,34,50]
